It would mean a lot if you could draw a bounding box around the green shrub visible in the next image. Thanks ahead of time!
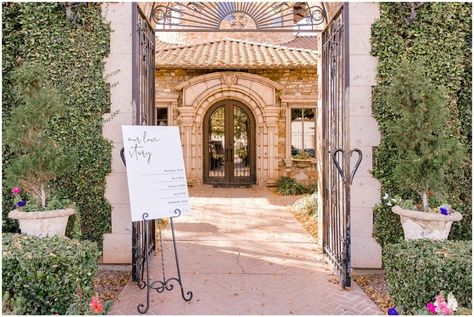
[371,2,472,245]
[2,233,100,315]
[4,63,78,210]
[380,60,464,212]
[305,181,318,194]
[275,176,308,195]
[384,240,472,314]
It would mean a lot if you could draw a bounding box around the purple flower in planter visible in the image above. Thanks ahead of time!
[16,200,28,208]
[388,306,400,315]
[439,206,450,216]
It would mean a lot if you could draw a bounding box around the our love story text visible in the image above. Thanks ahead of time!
[128,131,160,164]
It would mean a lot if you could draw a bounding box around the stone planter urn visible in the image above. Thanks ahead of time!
[392,206,462,240]
[8,209,75,238]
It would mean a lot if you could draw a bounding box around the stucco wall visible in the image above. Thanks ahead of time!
[101,2,134,264]
[155,68,318,185]
[347,2,382,269]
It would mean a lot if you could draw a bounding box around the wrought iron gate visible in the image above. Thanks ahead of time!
[322,5,355,288]
[131,4,156,283]
[129,1,361,287]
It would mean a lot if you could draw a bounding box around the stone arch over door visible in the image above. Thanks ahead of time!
[175,72,283,185]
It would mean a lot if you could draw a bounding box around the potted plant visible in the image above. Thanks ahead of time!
[382,60,464,240]
[5,63,78,237]
[291,150,316,168]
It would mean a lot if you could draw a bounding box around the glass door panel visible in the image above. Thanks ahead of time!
[208,106,225,180]
[233,106,251,179]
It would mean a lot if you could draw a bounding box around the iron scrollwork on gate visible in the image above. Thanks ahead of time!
[322,5,362,288]
[131,5,156,284]
[149,2,327,33]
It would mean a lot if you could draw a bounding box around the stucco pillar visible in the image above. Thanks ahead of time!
[348,2,382,269]
[101,2,133,264]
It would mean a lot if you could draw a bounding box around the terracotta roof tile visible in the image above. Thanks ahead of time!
[282,36,319,50]
[155,38,319,69]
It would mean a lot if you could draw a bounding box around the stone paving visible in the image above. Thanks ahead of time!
[109,186,382,315]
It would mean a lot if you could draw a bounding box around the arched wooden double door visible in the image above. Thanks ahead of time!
[203,100,256,185]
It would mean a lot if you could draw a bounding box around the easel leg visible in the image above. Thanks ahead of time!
[137,213,151,314]
[170,214,193,301]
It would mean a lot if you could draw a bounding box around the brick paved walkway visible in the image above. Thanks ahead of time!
[110,186,381,315]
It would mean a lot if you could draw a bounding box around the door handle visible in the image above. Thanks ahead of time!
[332,149,344,179]
[349,148,363,184]
[331,148,363,184]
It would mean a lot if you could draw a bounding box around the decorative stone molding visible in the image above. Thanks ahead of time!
[174,72,283,185]
[176,71,283,108]
[222,72,237,87]
[280,94,318,104]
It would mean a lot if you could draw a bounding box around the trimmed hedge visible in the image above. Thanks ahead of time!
[371,3,472,247]
[383,240,472,314]
[2,233,100,315]
[2,3,112,247]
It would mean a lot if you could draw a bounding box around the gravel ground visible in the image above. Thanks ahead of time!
[353,274,393,313]
[93,270,131,303]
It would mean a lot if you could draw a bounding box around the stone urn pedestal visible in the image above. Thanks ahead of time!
[8,209,75,238]
[392,206,462,240]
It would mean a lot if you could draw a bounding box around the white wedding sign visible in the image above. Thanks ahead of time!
[121,125,190,221]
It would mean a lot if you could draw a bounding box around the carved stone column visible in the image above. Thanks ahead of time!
[263,106,280,184]
[177,107,195,182]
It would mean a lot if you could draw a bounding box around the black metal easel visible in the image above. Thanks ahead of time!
[120,148,193,314]
[136,209,193,314]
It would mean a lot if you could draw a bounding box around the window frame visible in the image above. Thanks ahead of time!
[155,94,178,126]
[285,103,317,162]
[288,105,317,160]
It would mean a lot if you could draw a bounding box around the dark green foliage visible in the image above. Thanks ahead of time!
[371,3,472,245]
[66,208,82,240]
[381,60,464,211]
[2,3,112,246]
[4,63,78,209]
[275,176,308,195]
[2,233,100,315]
[305,181,318,194]
[383,240,472,314]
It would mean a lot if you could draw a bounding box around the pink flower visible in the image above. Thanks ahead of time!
[426,302,436,314]
[435,294,446,304]
[438,302,453,315]
[11,187,21,195]
[89,296,103,314]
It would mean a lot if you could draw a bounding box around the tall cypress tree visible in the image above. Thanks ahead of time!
[4,63,77,209]
[383,60,465,211]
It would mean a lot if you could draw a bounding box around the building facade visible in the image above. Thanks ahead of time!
[154,36,319,186]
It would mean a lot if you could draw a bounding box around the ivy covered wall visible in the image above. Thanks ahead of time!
[2,3,112,247]
[371,2,472,247]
